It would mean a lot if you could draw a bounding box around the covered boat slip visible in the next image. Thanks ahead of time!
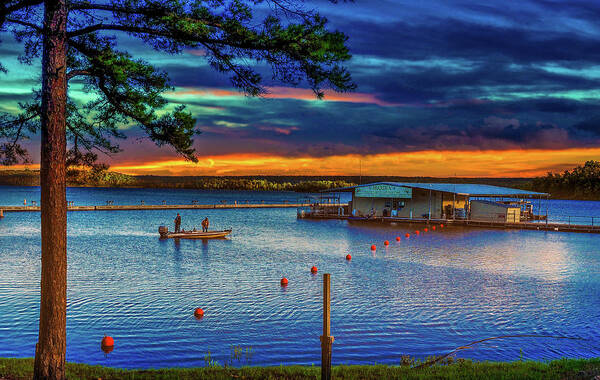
[298,182,561,227]
[299,182,600,232]
[338,182,548,222]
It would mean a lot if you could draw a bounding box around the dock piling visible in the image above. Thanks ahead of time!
[320,273,333,380]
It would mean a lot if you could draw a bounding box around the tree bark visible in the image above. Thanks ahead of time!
[33,0,68,379]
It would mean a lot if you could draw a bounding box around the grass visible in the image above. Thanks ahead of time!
[2,357,600,380]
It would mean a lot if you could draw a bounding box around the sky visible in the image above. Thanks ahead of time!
[2,0,600,177]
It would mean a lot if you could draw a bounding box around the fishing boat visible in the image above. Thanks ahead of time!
[158,226,232,239]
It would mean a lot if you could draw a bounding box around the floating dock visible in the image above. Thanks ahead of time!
[0,202,314,212]
[299,212,600,234]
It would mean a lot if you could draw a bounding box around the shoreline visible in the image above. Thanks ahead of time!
[2,182,600,201]
[1,357,600,379]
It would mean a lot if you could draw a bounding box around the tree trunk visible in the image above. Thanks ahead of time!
[33,0,68,379]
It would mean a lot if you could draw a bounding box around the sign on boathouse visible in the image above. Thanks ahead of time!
[354,184,412,198]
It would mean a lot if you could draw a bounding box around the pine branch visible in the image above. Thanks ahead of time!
[66,69,91,80]
[4,17,42,33]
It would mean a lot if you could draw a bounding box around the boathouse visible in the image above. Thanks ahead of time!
[470,200,521,223]
[329,182,548,222]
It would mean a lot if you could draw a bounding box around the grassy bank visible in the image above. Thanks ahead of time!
[1,357,600,380]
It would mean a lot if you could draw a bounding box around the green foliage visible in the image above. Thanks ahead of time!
[1,357,600,380]
[66,168,135,187]
[531,160,600,200]
[0,170,353,191]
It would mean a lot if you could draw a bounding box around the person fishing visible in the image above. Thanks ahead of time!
[174,213,181,233]
[201,217,209,232]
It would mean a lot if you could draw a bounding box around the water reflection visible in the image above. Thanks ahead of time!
[1,187,599,369]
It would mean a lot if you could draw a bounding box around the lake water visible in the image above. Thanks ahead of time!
[1,186,600,368]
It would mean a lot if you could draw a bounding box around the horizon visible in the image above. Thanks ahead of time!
[2,1,600,176]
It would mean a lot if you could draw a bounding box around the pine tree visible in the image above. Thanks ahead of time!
[0,1,354,378]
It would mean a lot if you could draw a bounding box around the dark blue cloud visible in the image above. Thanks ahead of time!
[3,0,600,162]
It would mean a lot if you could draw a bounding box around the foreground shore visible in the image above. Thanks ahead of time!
[2,357,600,380]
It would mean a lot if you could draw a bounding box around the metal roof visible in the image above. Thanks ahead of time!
[327,182,548,197]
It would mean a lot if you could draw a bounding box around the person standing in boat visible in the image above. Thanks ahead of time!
[174,213,181,233]
[201,217,209,232]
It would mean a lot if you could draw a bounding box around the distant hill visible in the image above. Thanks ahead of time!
[5,163,600,200]
[0,168,533,193]
[530,160,600,200]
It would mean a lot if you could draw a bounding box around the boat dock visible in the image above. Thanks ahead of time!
[299,212,600,234]
[0,202,317,213]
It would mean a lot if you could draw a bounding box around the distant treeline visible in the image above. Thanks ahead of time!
[134,174,533,189]
[0,169,355,192]
[529,160,600,200]
[3,164,600,199]
[0,169,135,187]
[0,170,531,192]
[135,177,356,192]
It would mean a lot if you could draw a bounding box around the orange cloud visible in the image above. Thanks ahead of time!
[263,87,399,106]
[6,147,597,177]
[170,86,400,106]
[107,147,600,177]
[184,48,207,56]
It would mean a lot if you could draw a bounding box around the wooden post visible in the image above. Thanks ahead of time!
[428,188,432,221]
[545,195,549,226]
[452,193,456,221]
[321,273,334,380]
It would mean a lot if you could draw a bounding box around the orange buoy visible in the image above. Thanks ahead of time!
[101,335,114,353]
[415,230,420,235]
[432,226,436,230]
[396,236,401,241]
[424,228,428,232]
[311,266,318,274]
[384,240,389,246]
[194,308,204,318]
[280,277,288,286]
[346,254,352,260]
[371,244,376,250]
[405,233,410,238]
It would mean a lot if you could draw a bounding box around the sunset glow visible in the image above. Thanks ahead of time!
[3,1,600,177]
[100,148,600,177]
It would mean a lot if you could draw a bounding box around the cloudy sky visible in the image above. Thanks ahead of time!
[2,0,600,177]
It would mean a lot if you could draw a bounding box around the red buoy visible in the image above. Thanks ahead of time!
[415,230,420,235]
[440,224,444,228]
[432,226,436,230]
[311,266,318,274]
[346,254,352,260]
[424,228,428,232]
[371,244,376,250]
[384,240,389,246]
[281,277,288,286]
[396,236,401,241]
[405,233,410,238]
[101,335,114,353]
[194,308,204,318]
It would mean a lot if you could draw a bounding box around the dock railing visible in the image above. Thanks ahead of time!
[545,215,598,226]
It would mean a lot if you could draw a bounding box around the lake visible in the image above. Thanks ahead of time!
[1,186,599,368]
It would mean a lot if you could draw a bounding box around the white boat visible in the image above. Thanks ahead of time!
[158,226,232,239]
